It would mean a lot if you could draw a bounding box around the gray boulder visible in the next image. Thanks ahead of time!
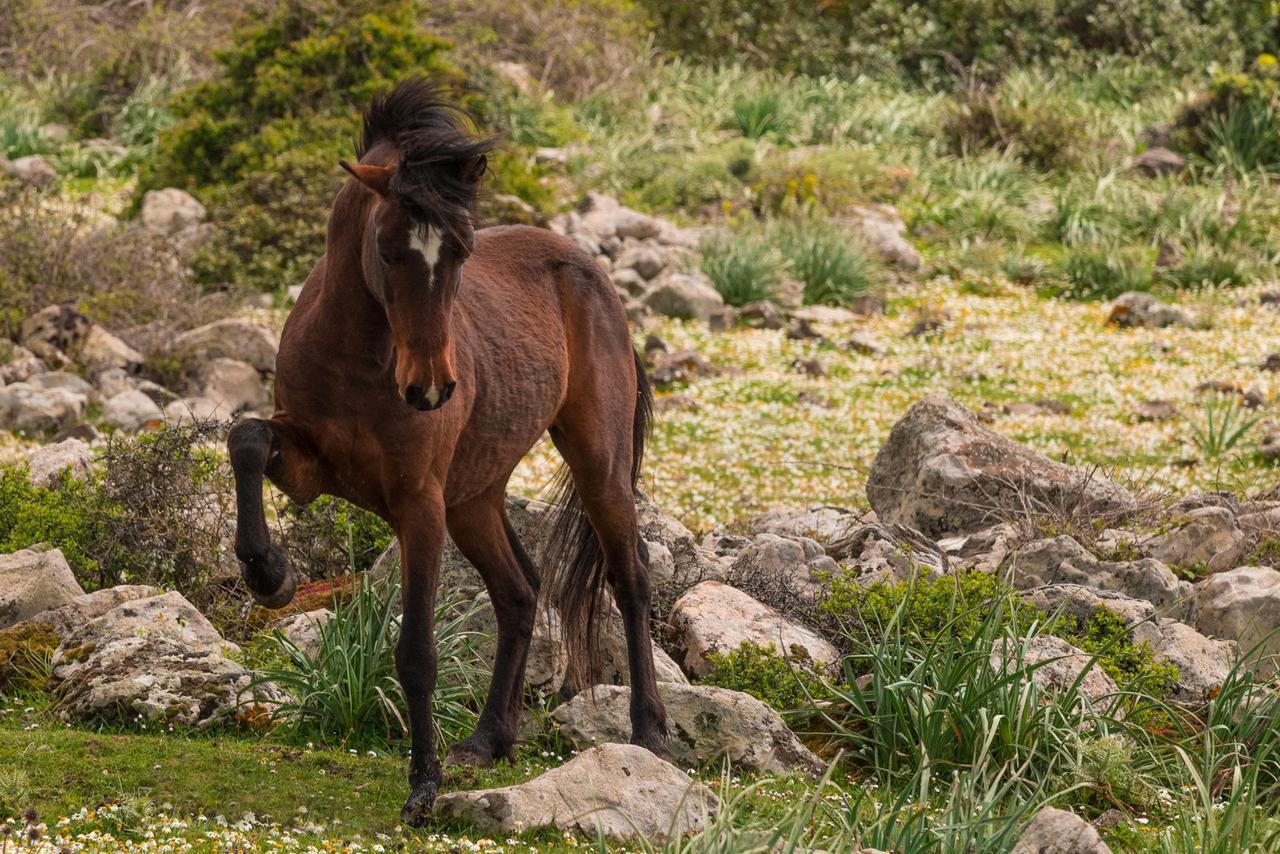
[992,635,1118,702]
[1005,536,1187,611]
[1108,292,1188,328]
[0,381,87,434]
[4,154,57,187]
[868,397,1135,538]
[51,591,274,726]
[839,203,922,271]
[102,389,164,432]
[1192,566,1280,675]
[0,548,85,629]
[276,609,333,660]
[195,358,270,413]
[751,505,866,546]
[1144,506,1248,575]
[641,272,726,322]
[1131,147,1184,178]
[1012,806,1111,853]
[1132,618,1236,704]
[165,318,279,374]
[24,438,94,488]
[20,584,160,638]
[554,683,823,774]
[435,743,716,841]
[669,581,839,677]
[139,188,206,235]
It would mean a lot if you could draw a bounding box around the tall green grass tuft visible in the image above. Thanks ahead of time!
[698,230,785,306]
[254,573,489,751]
[778,220,882,308]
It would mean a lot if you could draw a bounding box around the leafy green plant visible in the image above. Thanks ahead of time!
[284,495,395,579]
[1053,608,1179,698]
[1058,244,1152,300]
[778,220,883,308]
[1188,394,1262,461]
[254,573,488,751]
[701,641,832,713]
[730,90,788,140]
[698,229,785,306]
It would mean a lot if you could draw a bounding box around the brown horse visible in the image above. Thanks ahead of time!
[228,79,670,824]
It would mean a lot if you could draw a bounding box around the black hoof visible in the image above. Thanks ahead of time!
[446,738,496,769]
[400,780,438,827]
[242,545,297,609]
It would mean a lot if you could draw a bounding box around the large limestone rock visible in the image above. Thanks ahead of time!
[553,683,823,774]
[165,319,279,374]
[51,591,272,726]
[19,584,160,638]
[1131,618,1236,704]
[467,592,568,693]
[828,522,949,586]
[1192,567,1280,674]
[595,600,688,686]
[0,381,87,434]
[140,188,206,235]
[102,389,164,432]
[1107,292,1188,328]
[1012,806,1111,853]
[641,272,726,322]
[276,609,333,660]
[992,635,1118,702]
[1144,506,1248,575]
[3,154,57,187]
[839,203,922,271]
[668,581,839,677]
[0,548,85,629]
[24,438,94,488]
[1005,536,1186,611]
[194,358,270,413]
[725,533,838,603]
[868,397,1135,538]
[434,743,716,840]
[751,505,866,546]
[637,496,726,593]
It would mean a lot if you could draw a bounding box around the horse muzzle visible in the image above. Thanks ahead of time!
[403,381,456,411]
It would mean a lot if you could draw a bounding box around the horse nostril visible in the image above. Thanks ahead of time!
[441,381,456,403]
[404,385,429,410]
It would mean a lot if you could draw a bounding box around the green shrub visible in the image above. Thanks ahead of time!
[1057,244,1152,300]
[701,641,832,712]
[1157,241,1262,290]
[698,229,785,306]
[283,495,395,579]
[943,88,1088,171]
[138,0,464,292]
[1052,608,1179,698]
[253,573,489,750]
[0,467,122,588]
[753,146,889,215]
[821,571,1041,650]
[0,622,58,694]
[0,184,228,349]
[640,0,1276,80]
[1178,60,1280,173]
[729,90,789,141]
[628,139,758,213]
[779,220,883,308]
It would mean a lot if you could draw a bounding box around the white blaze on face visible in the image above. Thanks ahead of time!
[409,224,444,289]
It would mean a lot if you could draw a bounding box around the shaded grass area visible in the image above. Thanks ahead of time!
[1,700,576,849]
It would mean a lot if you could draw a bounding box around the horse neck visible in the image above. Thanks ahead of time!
[316,190,392,347]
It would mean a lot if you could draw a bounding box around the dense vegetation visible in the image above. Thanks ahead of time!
[3,0,1280,850]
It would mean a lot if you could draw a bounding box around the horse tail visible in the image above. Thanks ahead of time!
[544,348,653,694]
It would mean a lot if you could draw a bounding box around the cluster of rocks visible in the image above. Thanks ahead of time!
[1,309,276,441]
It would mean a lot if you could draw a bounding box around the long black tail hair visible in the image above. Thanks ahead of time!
[544,348,653,692]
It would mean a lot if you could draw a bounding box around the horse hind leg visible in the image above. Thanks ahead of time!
[444,490,538,767]
[546,419,670,758]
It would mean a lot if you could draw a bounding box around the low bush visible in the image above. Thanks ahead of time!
[778,219,883,308]
[0,622,58,695]
[943,87,1089,171]
[701,641,832,713]
[626,139,758,214]
[283,495,395,580]
[137,0,464,292]
[254,573,489,751]
[698,229,785,306]
[1056,244,1152,300]
[0,184,230,349]
[1052,608,1179,699]
[1178,59,1280,173]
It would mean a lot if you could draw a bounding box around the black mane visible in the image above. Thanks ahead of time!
[357,78,495,237]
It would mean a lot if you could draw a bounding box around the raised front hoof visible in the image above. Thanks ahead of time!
[400,781,438,827]
[241,545,297,609]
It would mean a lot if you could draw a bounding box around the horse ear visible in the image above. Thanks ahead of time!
[339,161,394,196]
[464,153,487,186]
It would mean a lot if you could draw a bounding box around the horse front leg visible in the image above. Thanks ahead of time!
[228,417,321,608]
[395,494,447,826]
